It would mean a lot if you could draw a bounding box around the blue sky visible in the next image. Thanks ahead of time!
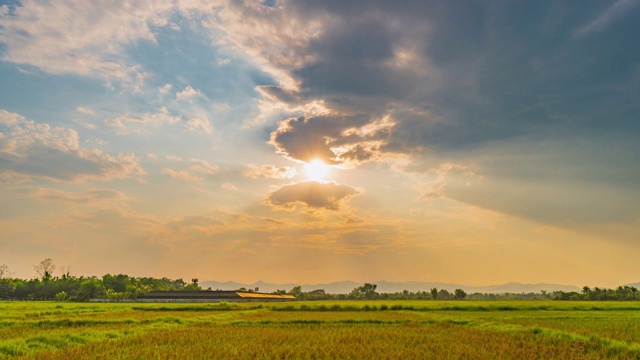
[0,0,639,287]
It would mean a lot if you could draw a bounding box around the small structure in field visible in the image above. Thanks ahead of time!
[135,290,296,302]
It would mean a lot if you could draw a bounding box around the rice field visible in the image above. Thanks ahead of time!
[1,300,640,359]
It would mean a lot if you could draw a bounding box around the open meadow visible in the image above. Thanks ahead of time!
[1,300,640,359]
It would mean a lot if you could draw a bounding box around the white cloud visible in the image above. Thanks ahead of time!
[105,107,180,134]
[159,83,173,95]
[204,0,323,89]
[76,106,95,115]
[0,109,145,183]
[184,117,213,134]
[176,86,202,100]
[160,158,218,181]
[166,154,183,161]
[84,138,108,146]
[243,164,297,179]
[188,158,218,175]
[0,0,178,86]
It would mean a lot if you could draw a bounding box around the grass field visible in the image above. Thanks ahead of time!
[1,300,640,359]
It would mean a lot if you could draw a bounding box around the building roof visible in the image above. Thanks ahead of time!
[138,290,295,300]
[236,292,296,300]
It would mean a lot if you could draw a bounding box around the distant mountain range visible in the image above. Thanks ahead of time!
[200,280,585,294]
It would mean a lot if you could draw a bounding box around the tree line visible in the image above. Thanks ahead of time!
[0,260,201,301]
[0,261,638,301]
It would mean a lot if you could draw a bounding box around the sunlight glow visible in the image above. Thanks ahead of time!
[304,159,331,181]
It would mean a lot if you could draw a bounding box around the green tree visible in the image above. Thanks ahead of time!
[289,285,303,298]
[54,291,68,301]
[102,274,129,292]
[76,278,104,301]
[437,289,452,300]
[0,279,15,299]
[349,283,379,300]
[430,288,438,300]
[454,289,467,299]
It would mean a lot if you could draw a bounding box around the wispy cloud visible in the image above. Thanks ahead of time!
[0,110,145,183]
[243,164,297,179]
[161,157,218,182]
[0,0,178,86]
[16,187,128,206]
[574,0,640,37]
[76,106,96,116]
[105,107,180,134]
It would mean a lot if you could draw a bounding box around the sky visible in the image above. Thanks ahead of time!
[0,0,639,287]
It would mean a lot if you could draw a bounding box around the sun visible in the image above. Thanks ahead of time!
[304,159,331,181]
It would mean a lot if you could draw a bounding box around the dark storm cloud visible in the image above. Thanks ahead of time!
[267,0,640,152]
[219,0,640,223]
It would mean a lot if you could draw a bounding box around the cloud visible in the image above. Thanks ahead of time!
[159,83,173,95]
[211,1,639,158]
[105,107,180,134]
[176,86,202,100]
[574,0,640,37]
[243,164,297,179]
[0,0,178,86]
[422,137,640,224]
[207,1,640,226]
[187,158,218,175]
[76,106,95,115]
[16,187,127,206]
[104,108,212,134]
[162,168,202,182]
[165,215,225,234]
[161,158,218,181]
[221,183,237,190]
[184,117,213,134]
[0,110,145,183]
[266,180,361,211]
[269,114,395,166]
[205,0,324,88]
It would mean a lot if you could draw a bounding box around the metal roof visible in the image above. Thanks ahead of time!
[139,290,295,300]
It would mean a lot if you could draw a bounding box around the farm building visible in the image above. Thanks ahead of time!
[135,290,296,302]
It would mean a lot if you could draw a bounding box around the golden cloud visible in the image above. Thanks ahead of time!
[266,180,362,211]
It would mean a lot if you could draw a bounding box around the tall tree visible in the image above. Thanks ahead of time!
[0,264,11,279]
[34,258,56,281]
[430,287,438,300]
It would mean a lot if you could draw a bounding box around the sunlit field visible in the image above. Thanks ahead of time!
[1,301,640,359]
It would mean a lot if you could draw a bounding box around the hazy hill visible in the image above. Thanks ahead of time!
[200,280,581,294]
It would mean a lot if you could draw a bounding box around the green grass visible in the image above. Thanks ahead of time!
[1,300,639,359]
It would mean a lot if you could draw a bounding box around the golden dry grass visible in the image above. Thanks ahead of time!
[0,301,638,359]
